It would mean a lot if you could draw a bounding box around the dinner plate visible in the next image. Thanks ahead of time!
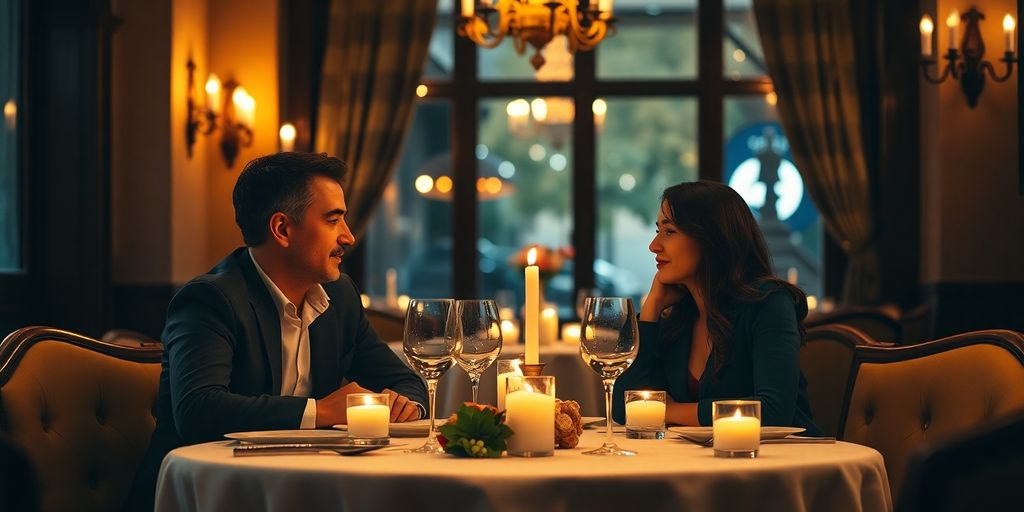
[667,426,805,443]
[333,418,447,438]
[224,430,351,444]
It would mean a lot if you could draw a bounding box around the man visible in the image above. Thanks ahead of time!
[127,152,426,509]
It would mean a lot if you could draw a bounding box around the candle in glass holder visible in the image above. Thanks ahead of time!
[625,391,666,427]
[712,400,761,458]
[504,376,555,456]
[496,359,523,410]
[347,393,390,438]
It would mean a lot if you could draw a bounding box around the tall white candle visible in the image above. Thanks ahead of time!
[347,404,390,438]
[505,390,555,454]
[524,248,539,364]
[625,399,666,427]
[713,410,760,452]
[920,15,934,58]
[946,9,960,50]
[1004,15,1016,54]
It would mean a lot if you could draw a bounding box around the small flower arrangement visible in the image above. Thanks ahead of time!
[437,403,514,458]
[508,244,571,280]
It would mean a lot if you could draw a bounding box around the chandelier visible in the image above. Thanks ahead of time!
[458,0,616,70]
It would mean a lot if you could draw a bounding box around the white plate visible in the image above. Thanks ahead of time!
[225,430,351,444]
[667,426,805,443]
[333,419,447,438]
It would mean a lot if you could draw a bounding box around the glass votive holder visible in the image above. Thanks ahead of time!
[504,375,556,457]
[496,358,524,411]
[624,390,666,439]
[712,400,761,458]
[346,393,390,438]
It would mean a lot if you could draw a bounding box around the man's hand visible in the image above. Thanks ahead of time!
[315,381,373,428]
[383,388,422,422]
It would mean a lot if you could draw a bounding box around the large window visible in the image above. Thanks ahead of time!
[363,0,823,315]
[0,0,20,272]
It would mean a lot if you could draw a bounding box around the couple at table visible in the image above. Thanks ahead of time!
[128,151,819,509]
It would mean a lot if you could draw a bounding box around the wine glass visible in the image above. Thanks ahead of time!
[579,296,640,456]
[403,298,454,454]
[447,299,503,404]
[575,287,601,320]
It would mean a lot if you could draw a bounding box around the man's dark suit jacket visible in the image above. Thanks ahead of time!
[126,247,427,510]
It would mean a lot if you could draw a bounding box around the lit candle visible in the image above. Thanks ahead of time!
[506,99,530,134]
[278,123,296,152]
[806,295,818,311]
[232,86,255,127]
[625,392,666,428]
[946,9,960,50]
[713,409,760,453]
[397,294,410,313]
[496,359,523,411]
[540,306,558,345]
[500,319,520,345]
[347,394,390,438]
[598,0,613,18]
[499,307,515,321]
[1005,15,1016,54]
[786,267,798,285]
[505,384,555,455]
[386,268,398,308]
[461,0,474,16]
[524,247,539,364]
[205,74,222,115]
[360,294,371,309]
[592,98,607,132]
[560,322,580,344]
[3,99,15,132]
[920,15,934,58]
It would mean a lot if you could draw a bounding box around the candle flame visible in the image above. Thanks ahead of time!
[733,409,743,419]
[527,247,538,265]
[946,9,960,28]
[205,74,221,95]
[511,359,523,375]
[1005,14,1016,32]
[363,395,374,406]
[641,391,650,400]
[920,15,934,35]
[524,383,534,393]
[279,123,296,142]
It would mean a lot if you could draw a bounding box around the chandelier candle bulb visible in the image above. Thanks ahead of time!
[346,393,390,438]
[461,0,474,16]
[947,9,960,50]
[205,74,221,115]
[920,15,934,58]
[1004,15,1016,54]
[598,0,613,18]
[278,123,296,152]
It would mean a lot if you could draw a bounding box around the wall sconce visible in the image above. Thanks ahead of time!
[185,58,255,167]
[919,8,1017,108]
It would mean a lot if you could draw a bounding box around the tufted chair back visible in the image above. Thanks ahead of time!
[0,326,162,512]
[800,324,890,438]
[805,306,903,343]
[838,329,1024,502]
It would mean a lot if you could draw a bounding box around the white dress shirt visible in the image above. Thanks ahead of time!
[249,249,327,429]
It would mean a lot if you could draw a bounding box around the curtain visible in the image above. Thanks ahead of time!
[753,0,880,305]
[315,0,437,239]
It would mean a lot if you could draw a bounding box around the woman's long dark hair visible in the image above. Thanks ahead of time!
[657,181,808,377]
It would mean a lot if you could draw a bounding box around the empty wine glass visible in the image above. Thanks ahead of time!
[448,299,503,404]
[579,296,640,456]
[403,298,454,454]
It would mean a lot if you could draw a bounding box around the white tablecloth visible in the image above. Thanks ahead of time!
[156,431,891,512]
[389,342,605,417]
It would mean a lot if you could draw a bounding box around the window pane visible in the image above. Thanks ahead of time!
[0,0,20,272]
[423,0,454,79]
[596,97,698,306]
[479,35,574,82]
[363,101,452,306]
[724,0,768,80]
[597,1,697,79]
[477,97,573,316]
[724,96,823,297]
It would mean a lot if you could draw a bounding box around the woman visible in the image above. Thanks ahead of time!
[612,181,822,436]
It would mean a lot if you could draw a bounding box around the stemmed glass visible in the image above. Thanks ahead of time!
[575,287,601,320]
[447,299,503,404]
[403,298,454,454]
[579,296,640,456]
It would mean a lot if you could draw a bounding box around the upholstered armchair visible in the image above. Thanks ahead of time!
[0,326,162,512]
[805,305,903,343]
[838,329,1024,501]
[800,324,891,438]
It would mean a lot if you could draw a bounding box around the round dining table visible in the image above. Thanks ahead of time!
[155,430,892,512]
[388,341,605,417]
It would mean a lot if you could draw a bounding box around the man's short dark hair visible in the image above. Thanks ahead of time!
[232,152,347,247]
